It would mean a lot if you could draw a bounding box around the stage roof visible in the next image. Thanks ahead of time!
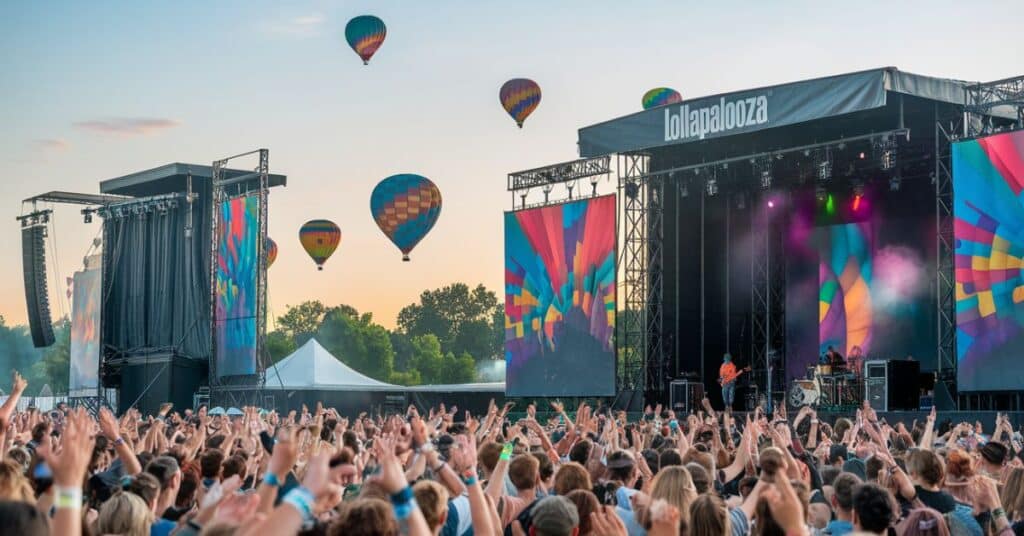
[577,67,1017,157]
[100,162,287,197]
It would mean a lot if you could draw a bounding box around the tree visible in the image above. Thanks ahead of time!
[317,306,395,382]
[266,330,296,364]
[408,334,445,384]
[34,319,70,393]
[439,351,477,384]
[396,283,503,362]
[0,316,45,392]
[277,301,328,346]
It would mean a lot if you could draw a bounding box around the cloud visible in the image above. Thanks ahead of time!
[33,138,71,151]
[261,13,325,37]
[74,117,181,136]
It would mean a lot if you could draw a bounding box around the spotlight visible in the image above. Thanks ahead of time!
[859,152,866,160]
[852,195,862,211]
[84,212,92,224]
[41,212,50,224]
[767,200,775,208]
[890,175,902,191]
[815,185,827,202]
[680,183,689,198]
[706,178,718,197]
[817,160,832,181]
[760,170,772,189]
[852,182,865,197]
[624,181,640,200]
[736,193,746,210]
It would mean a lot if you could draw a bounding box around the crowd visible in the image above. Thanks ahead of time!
[1,370,1024,536]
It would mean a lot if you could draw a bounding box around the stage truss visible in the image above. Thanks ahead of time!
[208,149,270,409]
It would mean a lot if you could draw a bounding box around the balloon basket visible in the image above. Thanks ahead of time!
[317,266,323,271]
[402,255,410,262]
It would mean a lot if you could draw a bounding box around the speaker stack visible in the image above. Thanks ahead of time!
[865,359,920,412]
[22,225,55,348]
[670,379,704,413]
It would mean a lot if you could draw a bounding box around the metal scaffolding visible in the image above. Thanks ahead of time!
[964,75,1024,138]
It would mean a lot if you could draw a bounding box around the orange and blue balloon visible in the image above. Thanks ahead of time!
[299,220,341,271]
[500,78,541,128]
[345,15,386,65]
[642,87,682,110]
[370,174,442,261]
[266,237,278,268]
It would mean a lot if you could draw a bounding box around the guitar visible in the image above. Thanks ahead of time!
[719,366,752,386]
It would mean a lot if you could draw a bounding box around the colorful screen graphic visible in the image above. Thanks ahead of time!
[215,195,259,377]
[785,189,935,380]
[818,222,874,358]
[953,130,1024,391]
[504,195,616,397]
[69,268,101,394]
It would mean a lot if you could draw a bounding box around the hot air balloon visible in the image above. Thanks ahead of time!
[299,220,341,270]
[370,174,441,261]
[642,87,683,110]
[345,15,386,65]
[499,78,541,128]
[266,238,278,268]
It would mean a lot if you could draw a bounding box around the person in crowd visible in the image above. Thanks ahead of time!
[3,368,1024,536]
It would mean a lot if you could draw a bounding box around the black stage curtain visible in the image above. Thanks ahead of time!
[102,190,212,360]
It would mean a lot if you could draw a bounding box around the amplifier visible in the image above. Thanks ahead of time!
[669,380,704,414]
[864,360,920,412]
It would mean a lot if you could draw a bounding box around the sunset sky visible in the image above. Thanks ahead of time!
[1,0,1019,330]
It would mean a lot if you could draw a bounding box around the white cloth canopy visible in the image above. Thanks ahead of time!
[264,338,397,390]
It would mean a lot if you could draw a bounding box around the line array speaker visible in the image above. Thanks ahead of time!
[22,226,54,347]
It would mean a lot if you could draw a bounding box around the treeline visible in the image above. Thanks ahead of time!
[268,283,504,386]
[0,282,504,393]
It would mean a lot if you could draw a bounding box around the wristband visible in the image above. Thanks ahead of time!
[263,473,282,487]
[500,442,514,461]
[993,508,1006,519]
[283,487,315,522]
[113,436,125,446]
[461,469,478,486]
[431,461,447,473]
[390,485,414,506]
[393,499,418,521]
[54,486,82,510]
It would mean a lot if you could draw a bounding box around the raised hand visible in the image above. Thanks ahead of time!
[267,427,299,480]
[591,505,628,536]
[551,400,565,414]
[40,407,95,487]
[98,407,121,440]
[11,371,27,394]
[761,478,808,536]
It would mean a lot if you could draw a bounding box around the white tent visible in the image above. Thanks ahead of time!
[264,338,398,390]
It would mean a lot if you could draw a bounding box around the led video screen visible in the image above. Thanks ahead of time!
[215,195,259,377]
[504,195,616,397]
[785,190,935,380]
[954,129,1024,391]
[69,268,101,394]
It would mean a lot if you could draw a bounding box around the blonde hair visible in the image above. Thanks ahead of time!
[639,466,697,531]
[413,480,449,531]
[0,460,35,503]
[1002,467,1024,522]
[97,492,154,536]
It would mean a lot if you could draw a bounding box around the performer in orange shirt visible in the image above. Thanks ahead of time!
[718,353,746,409]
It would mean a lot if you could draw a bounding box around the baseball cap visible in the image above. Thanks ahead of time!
[530,496,580,536]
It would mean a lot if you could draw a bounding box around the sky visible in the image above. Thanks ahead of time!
[0,0,1021,330]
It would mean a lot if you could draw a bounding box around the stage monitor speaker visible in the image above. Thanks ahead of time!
[670,380,704,414]
[22,226,54,347]
[864,360,920,412]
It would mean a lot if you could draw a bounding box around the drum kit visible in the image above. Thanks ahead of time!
[788,363,862,409]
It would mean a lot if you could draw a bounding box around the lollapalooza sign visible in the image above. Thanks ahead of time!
[663,94,769,142]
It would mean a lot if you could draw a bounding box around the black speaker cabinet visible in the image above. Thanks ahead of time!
[670,380,704,414]
[865,359,920,412]
[118,354,207,415]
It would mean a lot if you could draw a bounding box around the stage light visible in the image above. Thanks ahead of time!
[680,183,689,198]
[41,212,49,224]
[83,212,92,224]
[890,175,902,191]
[706,178,718,197]
[817,160,832,181]
[852,195,862,211]
[736,193,746,210]
[624,181,640,200]
[826,194,835,216]
[859,152,866,159]
[767,200,775,208]
[815,185,827,202]
[760,170,772,189]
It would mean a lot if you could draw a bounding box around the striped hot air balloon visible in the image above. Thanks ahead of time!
[642,87,683,110]
[370,174,442,261]
[299,220,341,271]
[266,237,278,268]
[345,15,386,65]
[499,78,541,128]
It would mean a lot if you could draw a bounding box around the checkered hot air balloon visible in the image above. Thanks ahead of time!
[345,15,386,65]
[499,78,541,128]
[266,237,278,268]
[298,220,341,271]
[642,87,683,110]
[370,174,442,261]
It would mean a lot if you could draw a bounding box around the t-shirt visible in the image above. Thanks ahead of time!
[824,519,854,536]
[443,496,474,536]
[729,508,750,536]
[151,519,176,536]
[616,505,646,536]
[498,495,529,527]
[914,486,958,514]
